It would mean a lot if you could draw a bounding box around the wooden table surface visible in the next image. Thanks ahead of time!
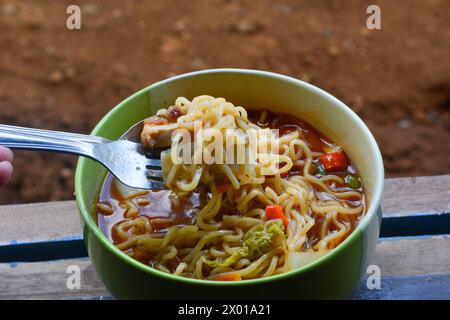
[0,175,449,300]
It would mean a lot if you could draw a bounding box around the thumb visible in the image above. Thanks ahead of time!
[0,161,13,187]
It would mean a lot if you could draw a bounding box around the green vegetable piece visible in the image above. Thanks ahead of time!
[244,220,285,259]
[344,174,361,189]
[205,247,248,268]
[316,163,327,177]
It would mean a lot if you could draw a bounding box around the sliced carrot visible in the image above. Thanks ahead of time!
[265,205,288,227]
[210,272,242,281]
[319,151,348,172]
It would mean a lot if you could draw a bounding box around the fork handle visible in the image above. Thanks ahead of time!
[0,124,110,158]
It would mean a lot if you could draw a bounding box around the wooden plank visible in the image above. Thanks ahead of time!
[381,175,450,237]
[0,201,87,262]
[382,175,450,218]
[1,235,449,299]
[0,258,110,300]
[354,235,450,299]
[351,274,450,300]
[370,235,450,276]
[0,201,82,245]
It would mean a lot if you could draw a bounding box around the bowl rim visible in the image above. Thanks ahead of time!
[75,68,384,286]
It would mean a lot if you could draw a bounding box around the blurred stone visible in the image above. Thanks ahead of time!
[160,37,183,56]
[398,119,412,129]
[60,168,72,179]
[44,46,55,55]
[427,111,440,124]
[298,74,311,82]
[112,8,122,18]
[191,57,207,70]
[1,3,17,16]
[352,95,364,113]
[49,70,63,83]
[359,27,370,37]
[415,110,429,124]
[321,26,333,38]
[327,45,340,56]
[342,39,355,51]
[82,3,98,15]
[232,20,261,35]
[272,3,291,15]
[61,114,72,125]
[112,63,126,75]
[64,67,76,78]
[174,19,187,32]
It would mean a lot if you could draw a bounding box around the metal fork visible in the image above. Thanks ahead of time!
[0,122,166,190]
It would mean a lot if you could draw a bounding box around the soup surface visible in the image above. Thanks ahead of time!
[97,96,365,281]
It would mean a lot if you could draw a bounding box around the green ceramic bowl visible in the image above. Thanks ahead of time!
[75,69,384,299]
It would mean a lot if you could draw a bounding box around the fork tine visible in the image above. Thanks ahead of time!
[146,168,163,178]
[146,158,162,167]
[146,175,163,182]
[147,180,166,190]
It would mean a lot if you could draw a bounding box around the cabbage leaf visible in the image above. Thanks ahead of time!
[244,220,285,259]
[204,247,248,268]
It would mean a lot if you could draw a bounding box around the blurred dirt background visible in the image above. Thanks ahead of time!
[0,0,449,204]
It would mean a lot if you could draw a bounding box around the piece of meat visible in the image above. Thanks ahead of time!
[144,116,168,126]
[140,111,181,148]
